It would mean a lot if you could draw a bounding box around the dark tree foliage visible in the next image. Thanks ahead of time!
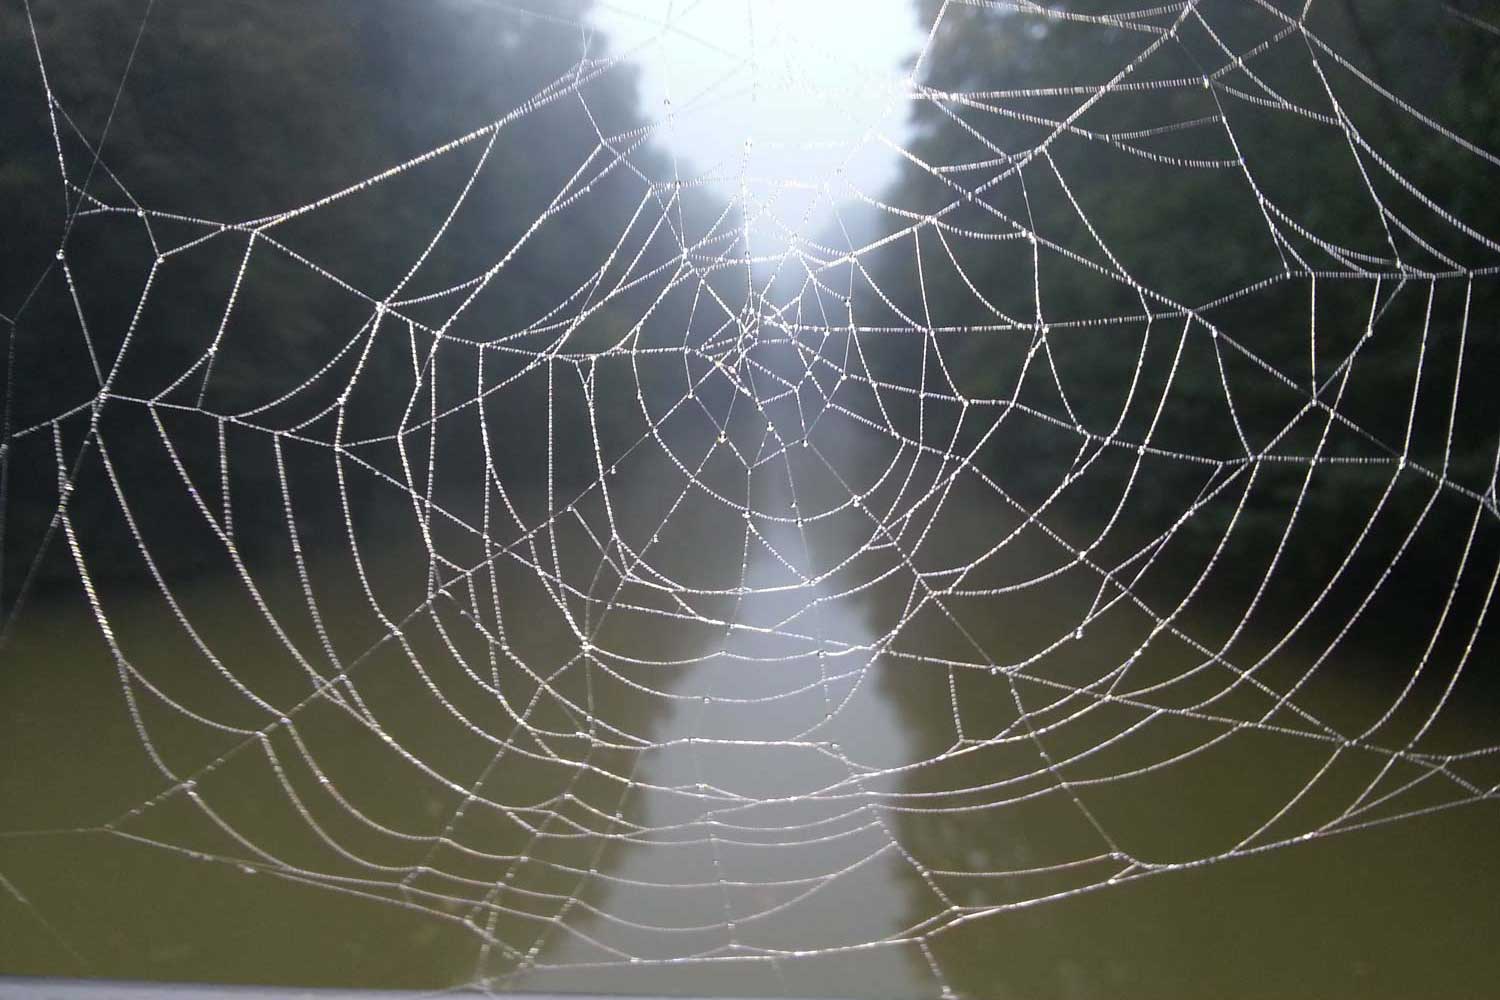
[850,0,1500,629]
[0,0,703,598]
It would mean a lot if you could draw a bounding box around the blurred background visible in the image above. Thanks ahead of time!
[2,2,1499,997]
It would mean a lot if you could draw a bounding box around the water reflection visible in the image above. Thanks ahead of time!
[519,462,931,998]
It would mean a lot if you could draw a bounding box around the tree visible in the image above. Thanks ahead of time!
[0,0,703,600]
[845,0,1500,626]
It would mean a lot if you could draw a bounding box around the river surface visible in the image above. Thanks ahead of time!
[3,419,1498,1000]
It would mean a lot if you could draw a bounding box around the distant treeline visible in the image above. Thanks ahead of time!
[0,0,728,600]
[843,0,1500,626]
[4,0,1497,634]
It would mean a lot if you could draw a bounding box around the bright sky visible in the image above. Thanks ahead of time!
[591,0,928,248]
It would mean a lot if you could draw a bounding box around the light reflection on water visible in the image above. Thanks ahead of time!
[525,469,931,998]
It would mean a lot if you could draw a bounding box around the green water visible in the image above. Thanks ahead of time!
[2,445,1497,1000]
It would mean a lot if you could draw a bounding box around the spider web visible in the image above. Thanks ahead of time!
[3,1,1500,997]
